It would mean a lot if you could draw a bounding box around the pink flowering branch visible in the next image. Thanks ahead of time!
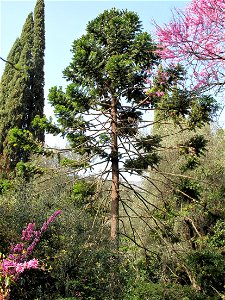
[155,0,225,92]
[0,210,62,300]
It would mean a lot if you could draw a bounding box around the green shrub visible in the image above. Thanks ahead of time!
[186,250,225,296]
[124,281,219,300]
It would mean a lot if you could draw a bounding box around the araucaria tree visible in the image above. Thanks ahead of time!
[48,8,217,249]
[48,8,159,247]
[156,0,225,92]
[0,0,45,176]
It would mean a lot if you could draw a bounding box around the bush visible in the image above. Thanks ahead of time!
[10,269,57,300]
[186,250,225,296]
[124,281,219,300]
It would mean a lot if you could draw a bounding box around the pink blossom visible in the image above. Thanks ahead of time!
[26,258,39,269]
[14,263,26,273]
[2,259,17,275]
[155,0,225,92]
[0,210,62,299]
[41,222,48,232]
[156,91,165,97]
[22,222,36,241]
[11,243,24,254]
[15,259,39,273]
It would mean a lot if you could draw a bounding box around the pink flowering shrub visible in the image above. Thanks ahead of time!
[155,0,225,92]
[0,210,62,300]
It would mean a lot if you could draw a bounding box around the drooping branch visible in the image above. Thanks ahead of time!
[0,56,22,71]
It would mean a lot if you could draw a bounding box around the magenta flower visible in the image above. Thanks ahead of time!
[11,243,24,254]
[15,259,39,273]
[0,210,62,300]
[21,222,36,241]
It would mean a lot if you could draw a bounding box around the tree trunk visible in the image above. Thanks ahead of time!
[111,96,119,249]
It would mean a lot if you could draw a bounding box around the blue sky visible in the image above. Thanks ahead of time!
[0,0,189,146]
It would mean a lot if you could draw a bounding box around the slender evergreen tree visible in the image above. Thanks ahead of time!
[0,0,45,176]
[32,0,45,142]
[0,38,21,154]
[0,13,34,173]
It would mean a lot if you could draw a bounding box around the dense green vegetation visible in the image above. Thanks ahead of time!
[1,126,224,300]
[0,1,224,299]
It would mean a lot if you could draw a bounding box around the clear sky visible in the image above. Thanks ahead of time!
[0,0,189,146]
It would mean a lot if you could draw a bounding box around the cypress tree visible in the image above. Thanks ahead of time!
[32,0,45,142]
[7,13,34,130]
[0,13,34,173]
[0,38,22,154]
[0,0,45,176]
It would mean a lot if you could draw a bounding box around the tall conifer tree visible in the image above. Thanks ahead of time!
[32,0,45,142]
[48,8,217,250]
[0,13,34,173]
[0,0,45,176]
[0,38,21,154]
